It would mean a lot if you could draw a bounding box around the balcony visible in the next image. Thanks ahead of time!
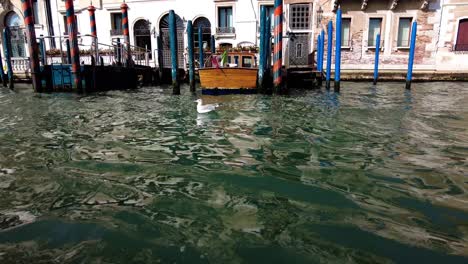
[216,27,236,38]
[110,29,123,36]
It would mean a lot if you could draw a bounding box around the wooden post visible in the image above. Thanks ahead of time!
[65,0,82,92]
[65,39,72,64]
[406,21,417,90]
[39,35,46,66]
[273,0,283,93]
[3,28,14,89]
[21,0,42,92]
[334,8,342,92]
[198,27,204,69]
[211,35,215,54]
[187,20,195,92]
[326,21,333,90]
[116,38,122,65]
[169,10,180,94]
[373,33,381,85]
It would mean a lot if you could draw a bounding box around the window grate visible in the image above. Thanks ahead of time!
[290,4,310,30]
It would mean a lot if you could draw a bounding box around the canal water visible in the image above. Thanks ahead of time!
[0,82,467,263]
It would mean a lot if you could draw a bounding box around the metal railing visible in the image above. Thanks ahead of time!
[216,27,235,34]
[110,29,123,36]
[35,34,152,67]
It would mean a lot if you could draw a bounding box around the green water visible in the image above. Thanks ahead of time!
[0,82,467,263]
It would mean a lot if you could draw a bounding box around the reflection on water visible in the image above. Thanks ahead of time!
[0,82,467,263]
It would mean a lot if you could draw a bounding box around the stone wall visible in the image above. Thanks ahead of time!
[314,0,440,70]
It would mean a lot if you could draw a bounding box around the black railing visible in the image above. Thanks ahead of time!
[454,44,468,51]
[110,29,123,36]
[216,27,235,34]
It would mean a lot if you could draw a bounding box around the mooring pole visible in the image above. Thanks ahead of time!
[3,29,14,89]
[21,0,41,92]
[0,48,6,87]
[39,35,46,66]
[373,33,381,85]
[65,0,82,92]
[406,21,417,90]
[88,3,97,37]
[88,2,98,60]
[116,38,122,65]
[258,5,266,90]
[334,8,342,92]
[266,16,272,73]
[187,20,195,92]
[169,10,180,95]
[317,35,322,72]
[121,1,131,67]
[326,21,333,90]
[317,33,324,86]
[320,29,325,75]
[198,27,204,69]
[157,35,163,69]
[65,39,72,64]
[211,35,216,54]
[273,0,283,93]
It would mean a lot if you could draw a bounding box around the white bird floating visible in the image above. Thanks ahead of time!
[195,99,219,114]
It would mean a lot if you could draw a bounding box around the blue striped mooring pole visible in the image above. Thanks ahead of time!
[373,34,381,85]
[168,10,180,94]
[406,21,417,90]
[258,5,266,90]
[326,21,333,90]
[198,27,204,69]
[2,28,13,89]
[273,0,283,93]
[187,20,195,92]
[334,8,342,92]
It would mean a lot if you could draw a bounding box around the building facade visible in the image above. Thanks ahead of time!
[0,0,467,74]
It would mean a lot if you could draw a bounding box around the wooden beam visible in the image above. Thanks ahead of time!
[361,0,368,10]
[390,0,398,10]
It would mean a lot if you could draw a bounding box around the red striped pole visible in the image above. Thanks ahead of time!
[65,0,82,92]
[88,3,97,37]
[21,0,41,92]
[121,1,131,66]
[273,0,283,93]
[88,2,98,61]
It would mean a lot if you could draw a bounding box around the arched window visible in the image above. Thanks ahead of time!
[193,17,211,51]
[159,13,184,68]
[455,19,468,51]
[134,19,152,58]
[4,12,26,57]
